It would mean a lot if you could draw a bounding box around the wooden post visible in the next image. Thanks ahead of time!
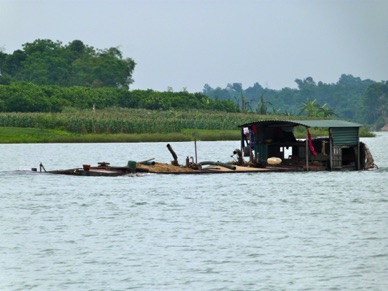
[305,127,309,171]
[194,140,198,164]
[329,128,333,170]
[240,128,244,152]
[356,129,360,170]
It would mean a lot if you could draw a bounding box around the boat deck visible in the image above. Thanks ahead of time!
[135,162,312,174]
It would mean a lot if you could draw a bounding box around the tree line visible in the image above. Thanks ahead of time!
[0,82,239,113]
[203,75,388,128]
[0,39,239,113]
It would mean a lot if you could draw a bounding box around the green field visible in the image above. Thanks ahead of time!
[0,127,242,143]
[0,108,374,143]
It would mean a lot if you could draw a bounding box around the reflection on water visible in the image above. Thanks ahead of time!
[1,134,388,290]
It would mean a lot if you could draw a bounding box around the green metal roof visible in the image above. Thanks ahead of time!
[239,119,363,128]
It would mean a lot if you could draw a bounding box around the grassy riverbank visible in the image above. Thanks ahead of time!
[0,126,374,143]
[0,127,241,143]
[0,108,375,143]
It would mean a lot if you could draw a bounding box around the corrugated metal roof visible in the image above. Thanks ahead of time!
[239,119,363,128]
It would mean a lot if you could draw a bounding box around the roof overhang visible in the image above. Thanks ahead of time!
[239,119,363,129]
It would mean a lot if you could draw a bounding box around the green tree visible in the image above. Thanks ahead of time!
[256,94,272,115]
[0,39,136,88]
[298,98,335,117]
[363,82,388,124]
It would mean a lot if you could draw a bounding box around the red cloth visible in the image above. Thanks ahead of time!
[251,123,257,134]
[307,130,317,156]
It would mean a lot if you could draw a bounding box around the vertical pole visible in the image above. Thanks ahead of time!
[240,128,244,152]
[194,139,198,164]
[356,129,360,170]
[305,127,309,171]
[329,128,333,170]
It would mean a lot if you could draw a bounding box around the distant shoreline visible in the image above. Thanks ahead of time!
[0,127,375,144]
[0,127,240,144]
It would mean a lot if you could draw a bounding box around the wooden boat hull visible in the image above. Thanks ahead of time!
[48,169,130,176]
[42,161,308,176]
[46,165,135,176]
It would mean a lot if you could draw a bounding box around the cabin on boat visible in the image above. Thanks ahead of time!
[238,119,374,171]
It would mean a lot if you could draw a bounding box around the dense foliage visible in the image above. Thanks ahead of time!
[0,82,239,113]
[203,74,388,126]
[0,39,135,88]
[363,81,388,128]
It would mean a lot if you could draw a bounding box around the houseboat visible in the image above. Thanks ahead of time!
[34,119,377,176]
[237,119,376,171]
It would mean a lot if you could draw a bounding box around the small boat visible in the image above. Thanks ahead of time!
[32,119,377,176]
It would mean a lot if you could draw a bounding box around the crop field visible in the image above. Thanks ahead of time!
[0,108,373,143]
[0,108,267,134]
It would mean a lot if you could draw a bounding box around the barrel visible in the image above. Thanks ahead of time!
[128,160,137,170]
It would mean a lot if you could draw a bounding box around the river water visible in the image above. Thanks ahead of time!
[1,133,387,290]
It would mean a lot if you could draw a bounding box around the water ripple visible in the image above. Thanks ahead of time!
[1,138,388,290]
